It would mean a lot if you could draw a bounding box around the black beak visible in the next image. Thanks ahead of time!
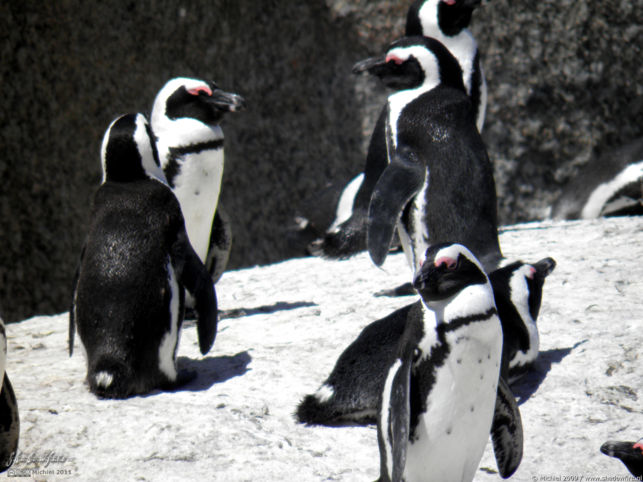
[533,257,556,278]
[208,89,246,112]
[352,55,387,75]
[462,0,483,7]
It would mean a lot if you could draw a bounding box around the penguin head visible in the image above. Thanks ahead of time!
[523,257,556,320]
[100,113,165,184]
[151,77,245,129]
[413,243,488,302]
[600,439,643,477]
[406,0,483,38]
[353,36,465,93]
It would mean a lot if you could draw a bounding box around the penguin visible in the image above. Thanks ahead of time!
[357,36,501,274]
[489,256,556,383]
[0,316,19,473]
[550,137,643,220]
[377,243,520,481]
[296,254,554,429]
[69,113,218,399]
[600,438,643,478]
[311,0,488,259]
[150,77,245,284]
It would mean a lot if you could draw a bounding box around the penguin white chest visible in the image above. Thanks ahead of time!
[405,320,502,482]
[172,148,224,262]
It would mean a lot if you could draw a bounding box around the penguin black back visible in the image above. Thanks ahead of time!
[71,113,217,398]
[360,37,500,272]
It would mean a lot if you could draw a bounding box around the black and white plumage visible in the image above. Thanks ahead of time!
[491,256,556,382]
[69,113,218,399]
[600,438,643,478]
[0,316,19,473]
[311,0,488,259]
[550,137,643,220]
[296,254,554,428]
[377,243,520,481]
[359,37,501,273]
[151,77,245,283]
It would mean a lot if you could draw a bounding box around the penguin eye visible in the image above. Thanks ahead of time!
[435,257,458,270]
[187,85,213,97]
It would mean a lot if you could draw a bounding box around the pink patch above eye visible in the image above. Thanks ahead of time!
[443,0,457,5]
[435,257,457,270]
[187,85,212,96]
[527,267,536,279]
[385,54,404,65]
[634,442,643,452]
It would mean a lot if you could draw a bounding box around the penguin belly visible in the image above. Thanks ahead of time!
[406,321,502,482]
[172,149,224,263]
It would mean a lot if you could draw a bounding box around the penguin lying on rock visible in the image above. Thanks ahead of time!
[296,254,554,429]
[0,316,19,473]
[311,0,489,259]
[70,113,218,399]
[550,137,643,220]
[151,77,245,285]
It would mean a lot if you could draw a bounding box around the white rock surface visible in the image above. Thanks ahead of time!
[3,217,642,481]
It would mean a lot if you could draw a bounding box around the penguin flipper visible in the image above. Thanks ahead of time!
[171,230,218,355]
[368,148,426,267]
[490,375,523,478]
[0,374,19,473]
[206,204,232,284]
[378,357,411,482]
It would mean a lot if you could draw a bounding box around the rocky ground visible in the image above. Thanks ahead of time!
[3,216,642,481]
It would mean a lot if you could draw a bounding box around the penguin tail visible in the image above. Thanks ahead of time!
[295,385,376,426]
[88,358,135,399]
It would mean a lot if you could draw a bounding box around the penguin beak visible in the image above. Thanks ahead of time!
[208,89,246,113]
[461,0,482,7]
[533,257,556,278]
[352,55,388,76]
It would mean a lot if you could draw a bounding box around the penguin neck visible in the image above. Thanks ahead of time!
[154,118,224,171]
[423,282,495,326]
[387,79,439,151]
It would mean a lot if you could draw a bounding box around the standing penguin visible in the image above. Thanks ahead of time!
[70,113,218,399]
[150,77,245,284]
[377,243,520,481]
[0,316,19,473]
[358,36,501,273]
[311,0,488,258]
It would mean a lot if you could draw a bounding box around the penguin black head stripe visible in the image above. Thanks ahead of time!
[101,113,164,184]
[413,242,487,301]
[353,36,465,94]
[163,80,245,124]
[407,0,482,37]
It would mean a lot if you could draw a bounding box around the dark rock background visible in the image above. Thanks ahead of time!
[1,0,641,321]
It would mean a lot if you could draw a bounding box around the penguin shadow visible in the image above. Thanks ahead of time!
[218,301,318,320]
[172,351,253,392]
[512,340,588,404]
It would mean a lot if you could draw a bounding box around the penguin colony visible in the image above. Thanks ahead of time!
[2,0,638,479]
